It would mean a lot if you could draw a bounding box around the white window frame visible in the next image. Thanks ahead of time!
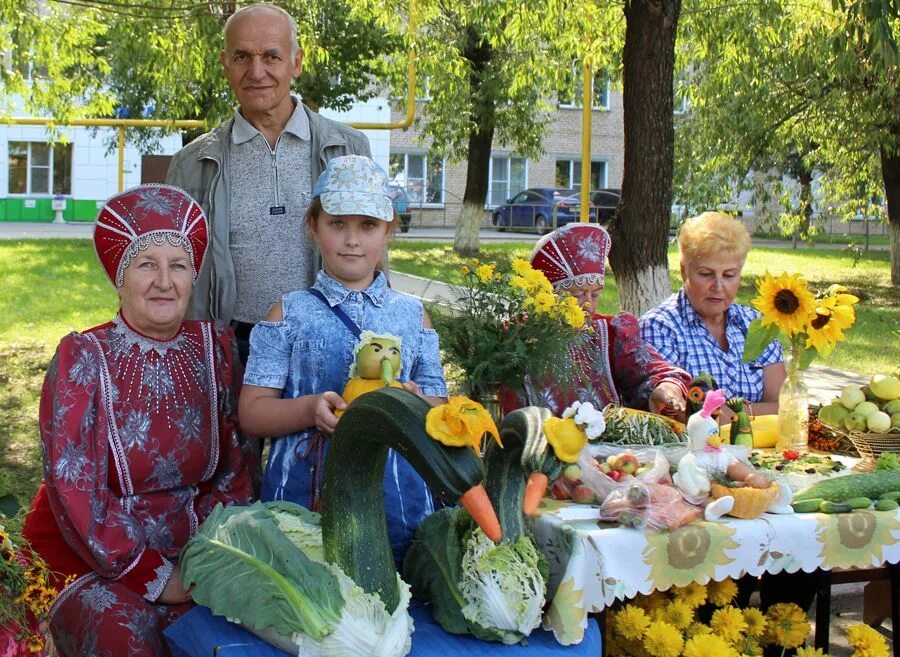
[7,140,72,196]
[485,155,528,208]
[555,159,609,192]
[558,68,610,111]
[388,152,445,207]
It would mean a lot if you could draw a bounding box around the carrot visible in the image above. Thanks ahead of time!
[523,472,549,516]
[459,484,502,543]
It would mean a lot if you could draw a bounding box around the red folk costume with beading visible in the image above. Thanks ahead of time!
[23,186,255,657]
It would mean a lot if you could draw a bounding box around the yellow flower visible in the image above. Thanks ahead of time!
[532,290,556,314]
[685,622,712,639]
[743,607,767,638]
[766,602,810,649]
[846,623,889,657]
[525,267,554,294]
[426,396,500,453]
[511,257,532,276]
[795,647,829,657]
[710,606,747,645]
[672,582,707,608]
[643,620,684,657]
[683,633,740,657]
[753,272,816,337]
[614,604,651,641]
[658,599,694,630]
[26,635,44,653]
[509,275,530,293]
[542,416,588,463]
[707,578,738,606]
[475,263,496,283]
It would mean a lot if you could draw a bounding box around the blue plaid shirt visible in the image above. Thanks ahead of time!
[638,289,782,402]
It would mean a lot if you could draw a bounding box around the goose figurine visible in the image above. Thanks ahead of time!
[674,389,792,520]
[180,388,500,657]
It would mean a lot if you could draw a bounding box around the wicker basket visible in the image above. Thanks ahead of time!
[822,424,900,472]
[710,482,780,519]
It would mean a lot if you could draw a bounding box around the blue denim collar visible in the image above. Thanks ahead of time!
[313,270,387,308]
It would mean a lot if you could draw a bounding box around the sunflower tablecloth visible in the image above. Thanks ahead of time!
[533,499,900,645]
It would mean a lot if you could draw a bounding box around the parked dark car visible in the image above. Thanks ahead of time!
[389,183,412,233]
[573,188,621,225]
[491,188,581,233]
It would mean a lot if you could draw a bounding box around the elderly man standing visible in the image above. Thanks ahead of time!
[167,3,370,360]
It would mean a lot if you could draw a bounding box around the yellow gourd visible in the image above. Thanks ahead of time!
[720,415,779,448]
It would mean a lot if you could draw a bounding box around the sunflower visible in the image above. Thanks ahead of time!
[613,604,651,641]
[710,606,748,645]
[753,272,816,337]
[846,623,889,657]
[766,602,810,649]
[643,620,684,657]
[707,578,739,606]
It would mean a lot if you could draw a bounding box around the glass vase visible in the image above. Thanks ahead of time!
[776,355,809,453]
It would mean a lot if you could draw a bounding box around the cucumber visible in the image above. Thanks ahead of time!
[793,471,900,503]
[878,490,900,502]
[875,498,899,511]
[844,497,873,509]
[819,501,853,513]
[791,498,825,513]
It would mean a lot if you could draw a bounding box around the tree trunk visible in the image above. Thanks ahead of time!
[880,123,900,286]
[798,168,813,247]
[610,0,682,317]
[453,28,495,257]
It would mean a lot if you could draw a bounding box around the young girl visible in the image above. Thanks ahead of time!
[238,155,447,565]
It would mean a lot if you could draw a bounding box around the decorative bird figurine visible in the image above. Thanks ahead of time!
[726,397,754,448]
[686,372,719,420]
[179,388,500,657]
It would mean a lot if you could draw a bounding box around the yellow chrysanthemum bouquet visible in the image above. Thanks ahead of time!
[1,512,64,656]
[743,273,859,451]
[431,257,587,400]
[606,579,889,657]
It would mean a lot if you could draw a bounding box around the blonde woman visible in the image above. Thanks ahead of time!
[640,212,786,421]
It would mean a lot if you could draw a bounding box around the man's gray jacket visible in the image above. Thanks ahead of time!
[166,104,371,322]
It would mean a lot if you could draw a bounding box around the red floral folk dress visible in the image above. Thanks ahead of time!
[503,313,691,415]
[24,316,255,657]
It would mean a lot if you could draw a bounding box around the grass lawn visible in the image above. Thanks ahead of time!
[0,237,896,507]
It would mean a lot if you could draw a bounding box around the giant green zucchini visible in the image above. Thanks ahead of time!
[321,387,488,613]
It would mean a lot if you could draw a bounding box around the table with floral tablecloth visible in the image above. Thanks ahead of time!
[532,499,900,645]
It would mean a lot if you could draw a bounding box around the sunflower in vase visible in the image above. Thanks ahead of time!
[743,273,859,451]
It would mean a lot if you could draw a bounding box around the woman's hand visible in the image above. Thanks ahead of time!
[649,382,687,423]
[158,571,192,605]
[315,391,346,435]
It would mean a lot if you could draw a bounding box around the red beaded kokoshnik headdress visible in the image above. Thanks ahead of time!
[530,223,612,290]
[93,184,208,288]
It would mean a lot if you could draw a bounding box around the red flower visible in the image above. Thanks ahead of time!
[783,450,800,460]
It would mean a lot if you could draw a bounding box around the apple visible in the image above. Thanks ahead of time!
[571,484,597,504]
[550,478,572,500]
[597,461,613,474]
[608,470,623,482]
[840,385,866,410]
[563,464,582,483]
[854,401,880,418]
[844,411,868,432]
[891,412,900,429]
[867,411,891,433]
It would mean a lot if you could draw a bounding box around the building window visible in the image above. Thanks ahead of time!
[558,67,610,110]
[388,152,444,205]
[7,141,73,195]
[487,156,527,207]
[555,159,608,192]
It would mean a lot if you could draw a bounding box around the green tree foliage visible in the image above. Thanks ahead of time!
[675,0,900,283]
[1,0,397,148]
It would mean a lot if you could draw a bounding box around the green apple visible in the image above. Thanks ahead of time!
[840,385,866,410]
[867,411,892,433]
[870,374,900,401]
[844,411,868,432]
[891,412,900,429]
[854,401,881,418]
[884,399,900,416]
[563,463,582,483]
